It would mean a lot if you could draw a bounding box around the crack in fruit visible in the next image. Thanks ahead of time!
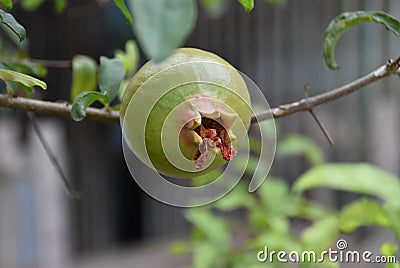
[193,117,237,169]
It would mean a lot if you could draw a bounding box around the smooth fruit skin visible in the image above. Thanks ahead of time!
[121,48,252,178]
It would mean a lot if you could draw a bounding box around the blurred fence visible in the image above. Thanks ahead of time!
[0,118,69,268]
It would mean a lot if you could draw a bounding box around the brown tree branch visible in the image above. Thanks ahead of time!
[0,57,399,124]
[252,57,400,122]
[0,95,119,123]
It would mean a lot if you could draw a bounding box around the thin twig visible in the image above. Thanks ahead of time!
[0,57,399,124]
[27,112,81,199]
[67,0,113,18]
[309,110,335,146]
[304,83,335,146]
[0,57,72,68]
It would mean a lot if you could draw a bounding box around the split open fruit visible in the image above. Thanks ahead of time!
[120,48,252,178]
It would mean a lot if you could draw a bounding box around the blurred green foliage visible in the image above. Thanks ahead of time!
[171,134,400,268]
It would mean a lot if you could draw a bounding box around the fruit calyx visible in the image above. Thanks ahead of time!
[192,117,237,170]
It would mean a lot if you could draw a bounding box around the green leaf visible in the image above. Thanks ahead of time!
[6,81,35,94]
[0,68,46,89]
[0,10,26,42]
[380,243,399,268]
[294,163,400,207]
[257,179,289,213]
[71,91,109,121]
[0,61,45,94]
[185,208,230,245]
[268,216,290,235]
[289,196,332,220]
[192,242,220,268]
[70,55,98,101]
[301,215,339,253]
[114,39,139,76]
[114,0,133,24]
[21,0,45,11]
[339,198,393,233]
[249,224,301,252]
[129,0,197,62]
[117,79,129,102]
[169,241,189,255]
[200,0,226,14]
[98,56,125,101]
[277,134,325,166]
[2,61,47,77]
[0,0,12,9]
[324,11,400,69]
[53,0,67,13]
[238,0,253,13]
[214,182,256,211]
[381,242,398,257]
[385,205,400,240]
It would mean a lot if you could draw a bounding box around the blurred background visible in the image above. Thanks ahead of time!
[0,0,399,267]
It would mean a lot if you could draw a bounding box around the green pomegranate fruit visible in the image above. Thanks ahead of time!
[120,48,252,178]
